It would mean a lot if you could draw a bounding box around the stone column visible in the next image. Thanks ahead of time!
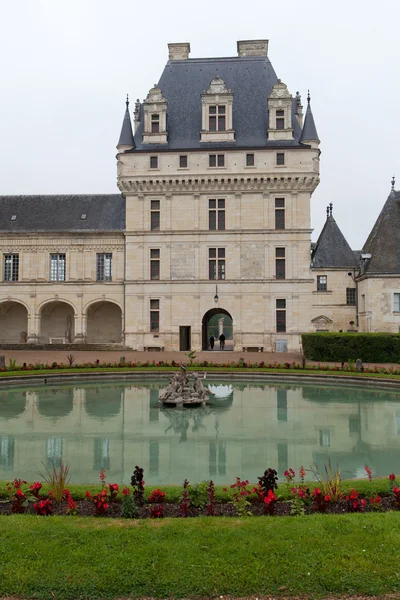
[27,294,39,344]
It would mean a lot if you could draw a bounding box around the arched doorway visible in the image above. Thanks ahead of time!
[202,308,233,350]
[0,301,28,343]
[86,301,122,344]
[40,301,75,344]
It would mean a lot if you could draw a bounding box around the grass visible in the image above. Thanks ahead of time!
[1,365,400,380]
[1,513,400,599]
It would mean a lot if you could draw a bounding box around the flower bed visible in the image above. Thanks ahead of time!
[2,465,400,520]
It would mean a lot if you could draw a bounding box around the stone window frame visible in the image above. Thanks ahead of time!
[150,200,160,231]
[3,253,19,282]
[276,298,286,332]
[200,76,234,143]
[208,198,226,231]
[209,154,225,168]
[150,299,160,332]
[96,253,112,282]
[150,248,160,280]
[275,247,286,280]
[49,253,66,282]
[394,293,400,313]
[209,247,226,280]
[245,153,255,167]
[151,113,160,133]
[275,197,285,230]
[179,155,188,169]
[276,152,285,166]
[346,287,356,306]
[150,156,158,169]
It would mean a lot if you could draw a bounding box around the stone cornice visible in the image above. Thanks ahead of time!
[118,174,320,194]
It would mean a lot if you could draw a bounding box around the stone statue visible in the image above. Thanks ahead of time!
[159,365,213,407]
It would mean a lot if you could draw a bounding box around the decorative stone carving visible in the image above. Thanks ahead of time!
[159,365,213,407]
[267,81,294,141]
[142,86,168,144]
[200,77,235,142]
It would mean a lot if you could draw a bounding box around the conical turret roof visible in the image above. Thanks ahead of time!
[312,206,358,268]
[117,96,135,148]
[362,187,400,274]
[300,94,319,143]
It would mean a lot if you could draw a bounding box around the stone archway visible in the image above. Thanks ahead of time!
[202,308,233,351]
[39,301,75,344]
[86,301,122,344]
[0,301,28,343]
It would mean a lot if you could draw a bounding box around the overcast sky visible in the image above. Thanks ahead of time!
[1,0,399,248]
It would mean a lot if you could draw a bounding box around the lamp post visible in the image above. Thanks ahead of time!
[214,285,219,304]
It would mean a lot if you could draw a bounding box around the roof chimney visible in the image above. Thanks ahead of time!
[237,39,268,57]
[168,42,191,60]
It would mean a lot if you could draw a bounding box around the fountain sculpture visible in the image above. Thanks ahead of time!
[159,365,213,407]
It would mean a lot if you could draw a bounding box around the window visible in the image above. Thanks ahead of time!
[275,198,285,229]
[246,153,255,167]
[395,293,400,312]
[179,155,188,168]
[276,109,285,129]
[276,152,285,166]
[209,154,225,167]
[317,275,327,291]
[96,253,112,281]
[209,248,225,280]
[346,287,356,306]
[46,438,63,468]
[209,105,226,131]
[275,248,286,279]
[150,299,160,331]
[150,249,160,280]
[276,299,286,332]
[150,156,158,169]
[3,254,19,281]
[0,436,15,469]
[151,113,160,133]
[50,254,66,282]
[319,430,330,447]
[93,438,110,470]
[209,199,225,230]
[150,200,160,231]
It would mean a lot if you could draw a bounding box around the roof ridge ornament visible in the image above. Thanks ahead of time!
[392,175,395,191]
[307,90,311,105]
[126,94,129,108]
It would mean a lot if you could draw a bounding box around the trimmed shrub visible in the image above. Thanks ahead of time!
[301,332,400,363]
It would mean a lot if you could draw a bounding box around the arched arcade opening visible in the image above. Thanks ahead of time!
[39,301,75,344]
[86,301,122,344]
[202,308,233,351]
[0,301,28,343]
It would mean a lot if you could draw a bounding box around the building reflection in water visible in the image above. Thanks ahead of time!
[1,380,400,484]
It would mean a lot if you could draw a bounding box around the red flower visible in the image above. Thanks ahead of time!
[16,489,25,499]
[122,487,130,496]
[85,490,92,499]
[389,473,396,481]
[299,466,306,480]
[324,495,331,502]
[364,465,373,481]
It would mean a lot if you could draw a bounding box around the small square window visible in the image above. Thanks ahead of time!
[246,153,254,166]
[80,214,87,220]
[10,215,17,221]
[179,155,188,168]
[217,154,225,167]
[275,198,285,208]
[276,247,285,258]
[209,155,216,167]
[276,299,286,309]
[317,275,328,292]
[150,156,158,169]
[276,153,285,166]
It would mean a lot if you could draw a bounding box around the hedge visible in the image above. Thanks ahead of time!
[301,332,400,363]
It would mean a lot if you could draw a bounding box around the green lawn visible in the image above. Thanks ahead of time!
[1,513,400,599]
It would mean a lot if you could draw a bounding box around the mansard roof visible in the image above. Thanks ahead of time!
[131,55,304,151]
[362,189,400,274]
[311,210,358,268]
[0,195,125,232]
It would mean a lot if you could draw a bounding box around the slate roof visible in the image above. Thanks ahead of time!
[118,101,135,148]
[0,195,125,232]
[300,100,319,143]
[311,213,358,268]
[362,190,400,274]
[131,56,306,151]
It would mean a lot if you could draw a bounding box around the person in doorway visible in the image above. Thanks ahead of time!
[219,333,225,350]
[209,335,215,350]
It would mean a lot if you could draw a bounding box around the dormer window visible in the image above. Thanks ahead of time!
[276,110,285,129]
[209,105,226,131]
[151,114,160,133]
[201,77,234,143]
[142,86,168,144]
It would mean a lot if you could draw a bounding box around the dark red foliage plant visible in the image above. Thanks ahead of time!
[131,466,145,506]
[206,480,215,516]
[150,504,164,518]
[149,488,166,503]
[179,479,190,517]
[263,489,278,515]
[33,498,53,516]
[346,489,367,512]
[311,488,331,512]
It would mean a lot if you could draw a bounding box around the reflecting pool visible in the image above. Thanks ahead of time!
[1,379,400,484]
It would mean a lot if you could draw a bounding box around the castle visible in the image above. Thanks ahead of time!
[0,40,398,352]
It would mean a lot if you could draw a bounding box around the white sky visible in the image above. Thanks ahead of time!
[1,0,399,249]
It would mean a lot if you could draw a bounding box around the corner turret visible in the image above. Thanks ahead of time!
[117,95,135,152]
[300,91,320,147]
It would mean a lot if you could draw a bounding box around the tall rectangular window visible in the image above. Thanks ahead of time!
[209,105,226,131]
[209,154,225,167]
[151,113,160,133]
[275,198,285,229]
[150,299,160,331]
[275,248,286,279]
[150,200,160,231]
[93,438,110,470]
[46,438,63,468]
[317,275,327,291]
[276,299,286,332]
[96,253,112,281]
[179,155,188,168]
[276,152,285,166]
[394,293,400,312]
[3,254,19,281]
[209,248,225,280]
[276,109,285,129]
[150,249,160,280]
[346,287,356,305]
[50,254,66,282]
[209,199,225,230]
[246,153,255,166]
[150,156,158,169]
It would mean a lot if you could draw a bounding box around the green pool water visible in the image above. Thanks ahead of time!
[0,378,399,485]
